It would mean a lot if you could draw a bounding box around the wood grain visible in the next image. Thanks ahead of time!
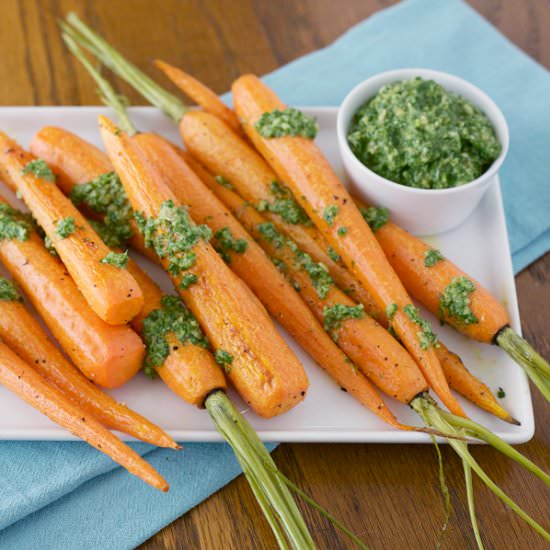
[0,0,548,548]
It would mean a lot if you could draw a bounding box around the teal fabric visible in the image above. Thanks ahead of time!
[1,1,548,548]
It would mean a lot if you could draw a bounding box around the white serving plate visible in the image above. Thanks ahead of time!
[0,107,533,443]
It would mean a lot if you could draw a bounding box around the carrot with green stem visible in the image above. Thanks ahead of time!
[0,134,144,325]
[0,329,168,491]
[0,275,177,447]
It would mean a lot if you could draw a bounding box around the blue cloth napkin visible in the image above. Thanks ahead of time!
[1,1,548,548]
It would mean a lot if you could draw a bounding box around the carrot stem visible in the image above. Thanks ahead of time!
[205,390,315,549]
[63,14,187,123]
[463,460,484,550]
[411,395,550,542]
[62,32,137,136]
[496,327,550,401]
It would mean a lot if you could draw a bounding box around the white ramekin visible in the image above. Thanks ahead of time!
[336,69,509,236]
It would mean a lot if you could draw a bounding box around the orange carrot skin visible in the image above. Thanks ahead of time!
[132,132,404,427]
[373,220,510,343]
[178,112,377,316]
[100,116,308,418]
[0,342,168,491]
[125,259,227,407]
[199,172,428,404]
[232,75,465,418]
[0,133,144,325]
[0,215,145,388]
[154,60,243,136]
[0,295,177,446]
[30,126,155,261]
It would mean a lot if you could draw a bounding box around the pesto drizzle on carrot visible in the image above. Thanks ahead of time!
[213,227,248,264]
[323,303,365,341]
[403,304,439,350]
[0,278,22,302]
[21,159,55,182]
[439,276,478,325]
[255,108,318,139]
[256,181,311,226]
[0,203,34,242]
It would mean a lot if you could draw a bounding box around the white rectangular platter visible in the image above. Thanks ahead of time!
[0,106,534,443]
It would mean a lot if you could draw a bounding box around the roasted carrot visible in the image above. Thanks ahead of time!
[0,276,177,445]
[29,126,228,406]
[100,115,308,418]
[155,60,243,136]
[231,74,465,417]
[133,131,409,428]
[30,126,156,261]
[0,197,145,388]
[357,203,550,400]
[0,132,143,325]
[0,340,168,491]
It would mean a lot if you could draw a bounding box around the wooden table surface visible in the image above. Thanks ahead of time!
[1,0,548,548]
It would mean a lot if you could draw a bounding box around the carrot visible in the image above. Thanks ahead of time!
[154,59,243,136]
[133,131,408,428]
[99,115,308,418]
[0,340,168,491]
[231,75,465,418]
[0,132,144,325]
[0,276,178,446]
[357,202,550,400]
[0,197,145,388]
[30,126,156,261]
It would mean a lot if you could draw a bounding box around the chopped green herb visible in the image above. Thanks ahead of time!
[213,226,248,263]
[0,278,22,302]
[347,77,501,189]
[288,240,334,299]
[55,216,76,239]
[255,181,311,226]
[403,304,439,350]
[323,204,339,226]
[439,276,478,326]
[0,203,34,242]
[360,206,388,232]
[100,250,129,269]
[142,295,209,373]
[215,349,233,374]
[215,175,233,190]
[327,246,341,263]
[337,226,348,236]
[257,222,285,249]
[180,273,198,290]
[323,303,365,341]
[272,258,287,271]
[386,303,398,322]
[497,387,506,399]
[135,200,211,277]
[70,172,133,249]
[21,159,55,182]
[424,248,445,267]
[43,235,58,257]
[255,108,318,139]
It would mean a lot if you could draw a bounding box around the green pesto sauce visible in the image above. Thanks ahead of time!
[55,216,76,239]
[70,172,134,249]
[271,257,287,272]
[439,276,478,325]
[359,206,388,232]
[255,108,318,139]
[386,303,398,322]
[257,222,285,249]
[135,200,211,278]
[322,204,339,226]
[142,295,209,374]
[497,387,506,399]
[337,226,348,236]
[327,246,341,263]
[215,349,233,374]
[323,303,365,341]
[403,304,439,350]
[180,273,198,290]
[256,181,311,226]
[0,278,22,302]
[0,203,33,242]
[215,175,234,190]
[100,250,129,269]
[43,235,58,257]
[424,248,445,267]
[213,226,248,264]
[21,159,55,182]
[348,77,502,189]
[287,240,334,299]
